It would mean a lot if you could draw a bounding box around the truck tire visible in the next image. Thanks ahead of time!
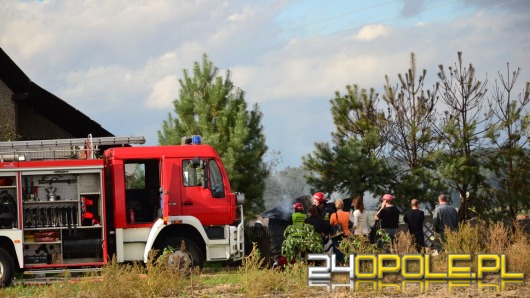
[0,248,15,287]
[159,237,204,270]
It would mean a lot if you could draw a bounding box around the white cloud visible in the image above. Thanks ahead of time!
[355,24,393,41]
[0,0,528,167]
[146,75,180,109]
[227,7,255,22]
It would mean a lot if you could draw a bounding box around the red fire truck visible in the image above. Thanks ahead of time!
[0,135,245,286]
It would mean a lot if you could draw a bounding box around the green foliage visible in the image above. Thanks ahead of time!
[281,224,323,261]
[376,228,392,246]
[303,84,394,197]
[392,169,447,211]
[157,54,268,217]
[339,234,381,256]
[302,142,339,195]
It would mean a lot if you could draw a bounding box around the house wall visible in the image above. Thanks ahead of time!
[1,79,72,141]
[0,80,16,140]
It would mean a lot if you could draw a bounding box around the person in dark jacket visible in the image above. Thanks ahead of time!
[403,199,425,252]
[312,192,336,222]
[304,205,331,244]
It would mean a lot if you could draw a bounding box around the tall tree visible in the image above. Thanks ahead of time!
[303,84,393,199]
[485,64,530,221]
[383,52,445,210]
[158,54,268,217]
[435,52,490,222]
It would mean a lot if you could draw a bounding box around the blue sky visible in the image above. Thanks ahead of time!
[1,0,529,168]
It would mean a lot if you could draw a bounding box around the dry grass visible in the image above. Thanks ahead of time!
[486,221,511,254]
[443,222,485,256]
[505,222,530,276]
[391,231,418,255]
[1,222,529,297]
[238,244,309,297]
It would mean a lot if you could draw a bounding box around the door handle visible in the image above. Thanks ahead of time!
[182,201,193,206]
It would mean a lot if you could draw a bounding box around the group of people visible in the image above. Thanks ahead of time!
[289,192,460,259]
[289,192,372,262]
[371,193,460,252]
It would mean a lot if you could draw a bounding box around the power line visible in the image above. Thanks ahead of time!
[292,0,401,27]
[48,0,401,89]
[48,0,521,105]
[44,0,404,100]
[278,0,461,48]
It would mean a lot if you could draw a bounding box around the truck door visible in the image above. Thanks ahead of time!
[123,159,162,226]
[161,157,182,219]
[179,158,229,225]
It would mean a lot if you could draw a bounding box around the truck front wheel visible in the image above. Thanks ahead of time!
[0,248,15,287]
[159,237,204,270]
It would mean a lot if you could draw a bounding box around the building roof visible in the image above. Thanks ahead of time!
[0,47,113,138]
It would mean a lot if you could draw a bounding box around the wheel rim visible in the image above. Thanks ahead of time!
[0,261,4,279]
[167,250,193,270]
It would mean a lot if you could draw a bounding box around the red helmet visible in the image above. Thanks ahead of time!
[293,202,304,211]
[313,192,327,203]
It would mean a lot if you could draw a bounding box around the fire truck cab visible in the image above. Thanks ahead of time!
[0,135,244,286]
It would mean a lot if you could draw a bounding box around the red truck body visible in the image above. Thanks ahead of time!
[0,136,245,286]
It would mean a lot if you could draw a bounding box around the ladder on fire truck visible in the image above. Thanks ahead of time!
[0,134,145,161]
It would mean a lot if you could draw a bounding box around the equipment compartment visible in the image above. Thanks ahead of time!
[63,228,103,260]
[21,171,104,266]
[23,230,63,265]
[0,175,18,229]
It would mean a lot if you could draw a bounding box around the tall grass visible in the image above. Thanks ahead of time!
[391,231,418,255]
[1,222,529,297]
[443,222,485,255]
[238,243,309,297]
[505,222,530,276]
[433,221,530,277]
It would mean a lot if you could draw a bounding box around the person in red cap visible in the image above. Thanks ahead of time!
[312,192,335,222]
[375,193,400,249]
[290,202,307,227]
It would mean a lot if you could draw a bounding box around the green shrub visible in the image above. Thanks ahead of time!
[281,224,324,261]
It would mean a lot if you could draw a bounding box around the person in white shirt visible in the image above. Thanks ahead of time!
[350,196,369,236]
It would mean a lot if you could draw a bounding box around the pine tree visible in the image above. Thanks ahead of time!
[485,65,530,221]
[158,54,268,217]
[303,84,394,199]
[383,52,446,211]
[435,52,490,222]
